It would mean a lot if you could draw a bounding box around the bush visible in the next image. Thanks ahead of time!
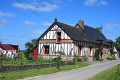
[28,56,35,61]
[107,56,116,60]
[93,56,99,61]
[54,51,64,70]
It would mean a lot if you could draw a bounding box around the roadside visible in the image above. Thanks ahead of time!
[0,62,89,80]
[88,64,120,80]
[21,59,120,80]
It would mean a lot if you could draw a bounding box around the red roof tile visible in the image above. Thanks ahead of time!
[0,44,18,50]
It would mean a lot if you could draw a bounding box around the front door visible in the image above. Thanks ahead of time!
[44,46,49,54]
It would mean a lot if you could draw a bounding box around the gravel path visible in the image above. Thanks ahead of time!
[21,59,120,80]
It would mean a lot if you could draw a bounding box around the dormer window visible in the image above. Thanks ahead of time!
[57,32,61,43]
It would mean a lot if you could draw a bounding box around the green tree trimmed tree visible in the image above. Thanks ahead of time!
[116,36,120,44]
[24,39,38,59]
[53,51,64,70]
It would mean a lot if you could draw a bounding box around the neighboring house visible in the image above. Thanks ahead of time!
[37,18,119,60]
[0,44,18,58]
[113,43,120,59]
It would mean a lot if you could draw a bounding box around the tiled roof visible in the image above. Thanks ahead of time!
[0,44,18,50]
[56,22,108,44]
[38,21,110,45]
[56,22,92,42]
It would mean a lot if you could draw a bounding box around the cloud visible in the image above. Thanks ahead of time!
[104,32,115,37]
[84,0,108,6]
[21,29,45,34]
[0,25,4,28]
[0,12,15,16]
[0,18,9,28]
[40,21,52,26]
[0,19,8,24]
[29,30,45,34]
[13,2,59,12]
[23,20,36,25]
[105,23,120,29]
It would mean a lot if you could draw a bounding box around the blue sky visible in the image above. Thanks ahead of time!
[0,0,120,50]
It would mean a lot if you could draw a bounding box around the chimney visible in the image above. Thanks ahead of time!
[78,19,84,28]
[96,27,102,32]
[54,17,57,22]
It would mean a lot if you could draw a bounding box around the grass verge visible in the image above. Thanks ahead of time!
[88,64,120,80]
[0,62,89,80]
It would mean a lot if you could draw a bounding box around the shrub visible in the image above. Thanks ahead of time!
[73,56,84,62]
[109,48,114,56]
[107,56,116,60]
[28,56,35,61]
[54,51,64,70]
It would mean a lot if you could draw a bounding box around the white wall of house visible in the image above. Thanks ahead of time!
[0,47,17,58]
[38,24,108,57]
[74,41,100,57]
[39,25,74,56]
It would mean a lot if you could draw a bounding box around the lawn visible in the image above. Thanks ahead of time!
[0,62,90,80]
[88,64,120,80]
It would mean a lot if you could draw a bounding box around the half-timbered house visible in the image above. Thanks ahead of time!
[37,18,119,60]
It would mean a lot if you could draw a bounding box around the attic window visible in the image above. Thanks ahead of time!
[57,32,61,43]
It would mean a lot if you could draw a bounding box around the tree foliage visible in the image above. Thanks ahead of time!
[24,39,38,59]
[94,48,102,60]
[53,51,64,70]
[116,36,120,44]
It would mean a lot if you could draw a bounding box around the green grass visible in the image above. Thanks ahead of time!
[0,62,89,80]
[88,65,120,80]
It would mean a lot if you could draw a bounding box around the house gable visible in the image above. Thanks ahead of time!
[38,22,72,41]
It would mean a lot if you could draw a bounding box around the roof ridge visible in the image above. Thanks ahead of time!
[57,21,75,28]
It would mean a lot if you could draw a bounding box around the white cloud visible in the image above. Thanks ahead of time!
[105,23,120,29]
[21,29,45,34]
[0,12,15,16]
[29,30,45,34]
[0,18,9,28]
[23,20,36,25]
[0,19,8,24]
[0,25,4,28]
[40,21,52,26]
[98,1,108,5]
[13,2,59,12]
[104,32,115,37]
[84,0,108,6]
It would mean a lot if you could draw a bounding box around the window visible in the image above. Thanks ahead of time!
[90,47,92,56]
[78,46,82,56]
[57,32,61,43]
[44,46,49,54]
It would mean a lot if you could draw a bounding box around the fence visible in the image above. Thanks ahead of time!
[0,62,75,72]
[0,53,75,72]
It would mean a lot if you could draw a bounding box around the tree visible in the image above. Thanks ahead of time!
[53,51,64,70]
[116,36,120,44]
[24,39,38,59]
[0,38,2,44]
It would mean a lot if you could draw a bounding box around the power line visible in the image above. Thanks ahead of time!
[17,0,52,23]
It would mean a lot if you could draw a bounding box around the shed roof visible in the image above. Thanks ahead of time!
[0,44,18,50]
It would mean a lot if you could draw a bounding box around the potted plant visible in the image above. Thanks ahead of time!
[84,54,87,62]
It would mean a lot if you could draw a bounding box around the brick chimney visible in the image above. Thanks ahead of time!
[54,17,57,22]
[78,19,84,28]
[96,27,102,32]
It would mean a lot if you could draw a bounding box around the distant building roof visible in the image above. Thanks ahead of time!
[0,44,18,50]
